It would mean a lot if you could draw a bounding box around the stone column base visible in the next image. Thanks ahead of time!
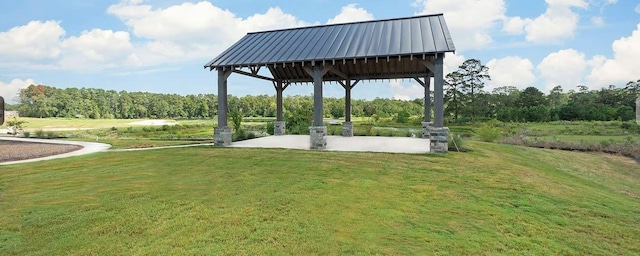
[274,121,286,136]
[309,126,327,150]
[421,122,433,138]
[214,126,232,146]
[429,127,449,153]
[342,121,353,137]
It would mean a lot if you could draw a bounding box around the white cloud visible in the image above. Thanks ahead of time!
[241,7,311,33]
[0,78,34,102]
[0,20,64,60]
[587,23,640,87]
[501,0,589,44]
[60,29,134,69]
[0,20,136,70]
[441,53,464,74]
[389,80,424,100]
[635,4,640,14]
[523,0,587,43]
[591,16,604,27]
[538,48,588,90]
[414,0,506,51]
[502,17,528,35]
[107,1,310,65]
[327,4,374,24]
[486,56,536,90]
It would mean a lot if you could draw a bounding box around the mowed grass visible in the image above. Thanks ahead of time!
[15,117,176,130]
[66,138,211,149]
[1,142,639,255]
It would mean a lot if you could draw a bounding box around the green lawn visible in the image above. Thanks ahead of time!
[12,117,166,130]
[1,142,639,254]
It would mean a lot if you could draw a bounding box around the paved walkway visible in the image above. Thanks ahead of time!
[0,137,111,166]
[231,135,430,154]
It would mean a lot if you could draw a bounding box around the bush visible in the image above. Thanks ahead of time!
[46,131,57,138]
[448,133,466,151]
[266,122,275,135]
[476,125,501,142]
[233,129,248,141]
[22,131,31,138]
[35,130,46,138]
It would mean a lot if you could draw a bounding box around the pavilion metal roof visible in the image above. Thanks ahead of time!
[204,14,455,82]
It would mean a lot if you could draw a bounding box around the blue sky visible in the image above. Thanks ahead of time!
[1,0,639,103]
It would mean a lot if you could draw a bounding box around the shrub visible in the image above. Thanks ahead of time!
[22,131,31,138]
[266,122,275,135]
[448,133,466,151]
[35,130,46,138]
[233,129,247,142]
[476,125,501,142]
[46,131,57,138]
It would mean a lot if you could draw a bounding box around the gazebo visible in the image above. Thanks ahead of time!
[204,14,456,153]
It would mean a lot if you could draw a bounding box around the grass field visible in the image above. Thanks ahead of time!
[1,142,638,254]
[7,117,170,130]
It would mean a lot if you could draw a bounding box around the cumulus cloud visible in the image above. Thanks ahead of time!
[500,0,588,44]
[486,56,535,90]
[60,29,134,69]
[0,20,136,71]
[503,17,527,35]
[587,23,640,87]
[0,20,64,60]
[327,4,374,24]
[443,53,466,75]
[414,0,506,51]
[0,1,317,71]
[389,80,424,100]
[0,79,34,102]
[524,0,587,43]
[538,48,588,91]
[106,1,311,66]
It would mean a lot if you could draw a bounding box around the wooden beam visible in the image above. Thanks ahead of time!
[232,69,276,82]
[421,60,435,74]
[328,67,348,80]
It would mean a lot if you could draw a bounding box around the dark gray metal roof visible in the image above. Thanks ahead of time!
[205,14,455,70]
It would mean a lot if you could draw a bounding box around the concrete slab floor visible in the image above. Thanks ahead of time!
[230,135,430,154]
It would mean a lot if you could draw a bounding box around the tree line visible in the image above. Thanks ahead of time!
[13,59,640,124]
[14,84,423,120]
[444,59,639,123]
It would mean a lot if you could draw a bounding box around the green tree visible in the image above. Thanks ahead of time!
[444,71,464,122]
[517,87,547,108]
[458,59,490,122]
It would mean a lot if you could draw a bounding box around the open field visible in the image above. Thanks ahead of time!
[1,142,638,254]
[4,117,179,131]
